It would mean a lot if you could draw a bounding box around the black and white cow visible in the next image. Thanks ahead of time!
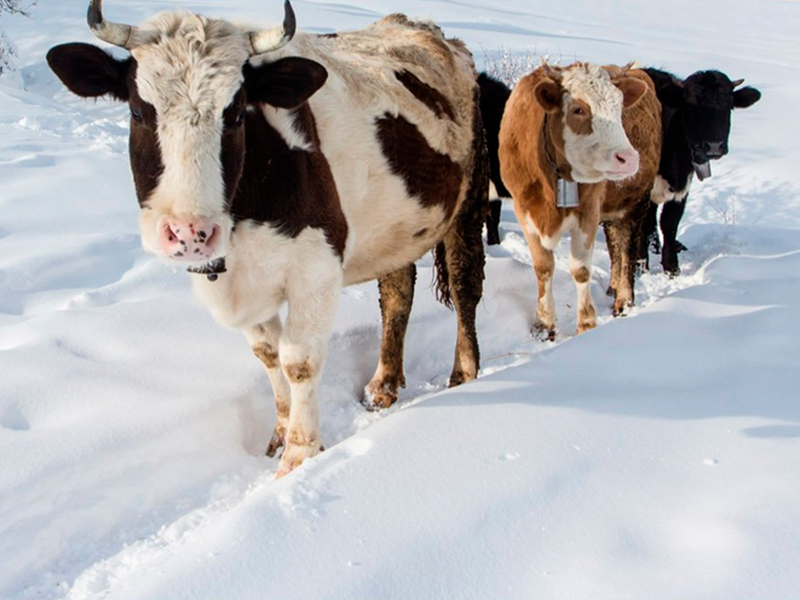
[47,0,488,476]
[642,68,761,275]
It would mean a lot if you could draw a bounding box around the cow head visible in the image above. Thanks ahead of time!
[659,70,761,178]
[47,0,327,265]
[534,61,646,183]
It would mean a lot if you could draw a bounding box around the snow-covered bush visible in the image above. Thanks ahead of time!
[1,0,35,79]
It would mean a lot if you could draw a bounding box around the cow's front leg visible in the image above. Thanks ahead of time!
[570,221,598,333]
[364,263,416,410]
[523,230,557,341]
[277,272,342,477]
[244,317,291,457]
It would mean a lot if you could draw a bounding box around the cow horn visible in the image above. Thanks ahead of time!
[540,57,562,82]
[87,0,139,49]
[249,0,297,55]
[731,78,745,88]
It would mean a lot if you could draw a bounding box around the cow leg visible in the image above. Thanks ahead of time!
[486,199,502,245]
[440,210,486,388]
[660,198,687,277]
[629,197,651,280]
[644,201,660,258]
[244,317,291,457]
[603,220,623,302]
[570,223,598,332]
[441,106,488,387]
[523,231,557,340]
[277,272,342,477]
[363,263,416,410]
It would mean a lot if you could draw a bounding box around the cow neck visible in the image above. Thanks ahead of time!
[541,114,572,184]
[662,108,696,190]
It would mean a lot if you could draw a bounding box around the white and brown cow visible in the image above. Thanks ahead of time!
[47,0,488,476]
[499,62,649,339]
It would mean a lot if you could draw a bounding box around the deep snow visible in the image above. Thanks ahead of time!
[1,1,799,599]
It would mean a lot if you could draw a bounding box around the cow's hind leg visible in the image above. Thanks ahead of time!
[660,198,687,277]
[486,199,502,245]
[244,317,291,457]
[437,217,485,386]
[363,263,416,410]
[436,117,488,386]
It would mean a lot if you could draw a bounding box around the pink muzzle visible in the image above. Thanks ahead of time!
[159,216,221,261]
[609,150,640,177]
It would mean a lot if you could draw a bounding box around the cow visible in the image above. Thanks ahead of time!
[477,72,511,246]
[642,68,761,275]
[498,61,661,339]
[47,0,488,476]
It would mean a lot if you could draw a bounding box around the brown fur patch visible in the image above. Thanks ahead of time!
[287,427,319,448]
[572,266,591,284]
[376,113,464,218]
[395,70,456,120]
[252,342,279,369]
[285,361,313,383]
[231,103,348,259]
[566,99,593,135]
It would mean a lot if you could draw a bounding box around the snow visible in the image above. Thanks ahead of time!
[1,1,799,599]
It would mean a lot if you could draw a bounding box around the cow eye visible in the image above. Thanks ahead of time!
[572,106,585,116]
[130,108,144,123]
[234,112,245,127]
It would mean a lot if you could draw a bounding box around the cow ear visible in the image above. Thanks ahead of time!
[47,43,131,101]
[245,57,328,109]
[534,80,563,113]
[614,77,647,108]
[733,86,761,109]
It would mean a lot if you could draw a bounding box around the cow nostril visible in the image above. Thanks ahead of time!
[615,153,627,165]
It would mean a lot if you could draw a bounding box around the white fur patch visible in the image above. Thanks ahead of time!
[524,212,579,251]
[560,63,636,183]
[651,174,691,204]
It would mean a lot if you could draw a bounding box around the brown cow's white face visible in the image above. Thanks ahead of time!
[536,63,645,183]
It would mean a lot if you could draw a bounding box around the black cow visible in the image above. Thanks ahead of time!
[642,69,761,275]
[478,73,511,245]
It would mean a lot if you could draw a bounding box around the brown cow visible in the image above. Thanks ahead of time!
[499,62,653,339]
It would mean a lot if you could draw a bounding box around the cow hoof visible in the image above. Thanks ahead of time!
[449,369,477,388]
[576,321,596,334]
[612,300,633,317]
[532,322,556,342]
[362,380,400,411]
[276,443,322,478]
[266,429,285,458]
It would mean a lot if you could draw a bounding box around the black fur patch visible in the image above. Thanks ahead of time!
[375,113,463,218]
[231,105,348,259]
[395,70,456,121]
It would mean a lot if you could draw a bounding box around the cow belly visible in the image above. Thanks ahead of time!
[341,186,458,286]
